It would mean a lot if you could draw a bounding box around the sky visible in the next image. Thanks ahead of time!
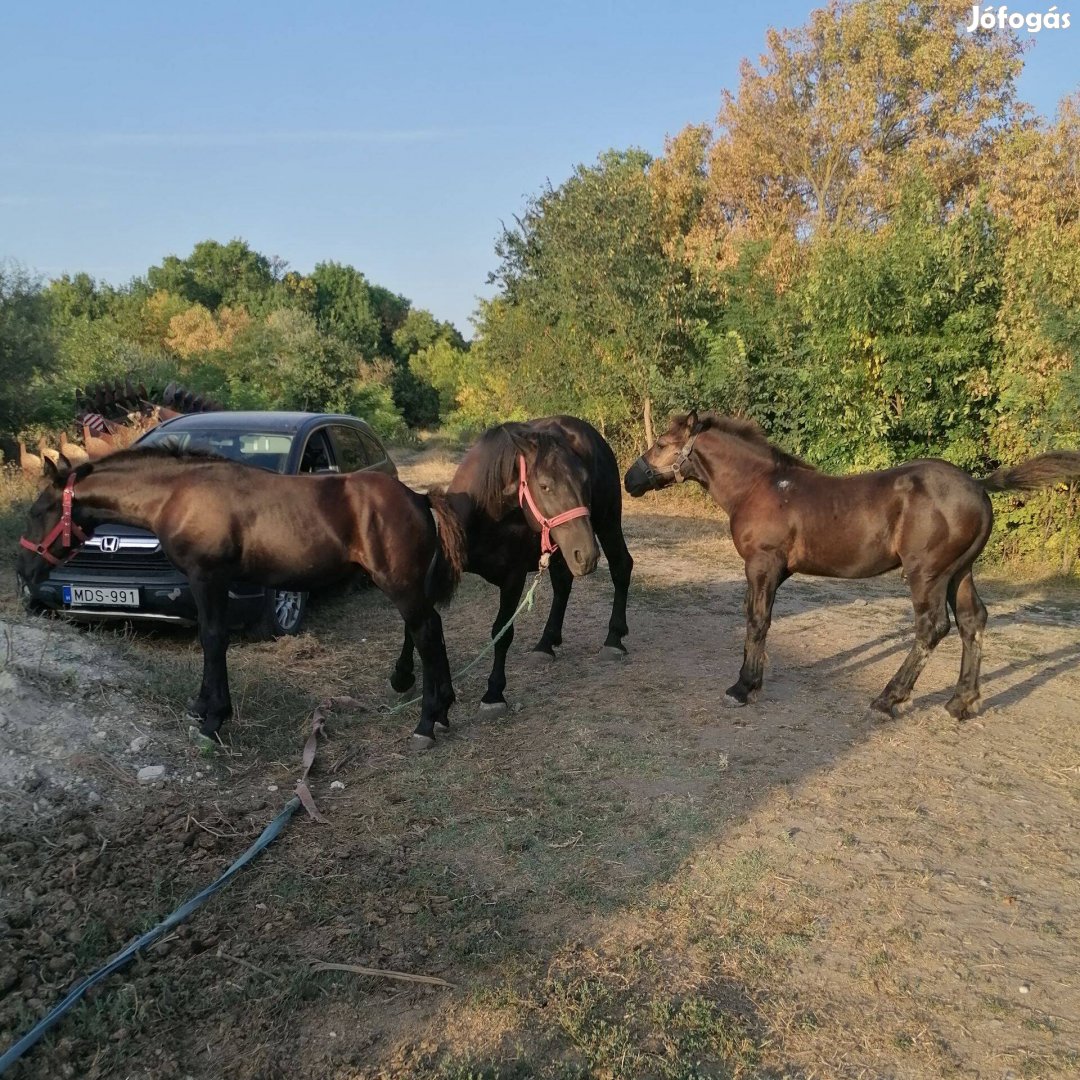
[2,1,1077,335]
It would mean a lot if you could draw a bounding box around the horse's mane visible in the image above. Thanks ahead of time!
[470,423,570,518]
[42,443,240,489]
[108,444,227,464]
[691,412,817,472]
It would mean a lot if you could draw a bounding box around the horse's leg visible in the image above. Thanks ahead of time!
[408,609,452,748]
[724,555,787,706]
[480,571,527,714]
[390,627,416,693]
[531,555,573,659]
[429,611,456,733]
[944,569,988,720]
[870,572,951,718]
[597,523,634,659]
[189,574,233,738]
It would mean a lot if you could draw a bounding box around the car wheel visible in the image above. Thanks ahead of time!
[249,588,308,640]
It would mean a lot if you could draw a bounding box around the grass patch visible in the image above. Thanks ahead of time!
[0,465,38,613]
[542,964,764,1080]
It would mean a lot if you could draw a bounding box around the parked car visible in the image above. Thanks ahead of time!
[21,411,397,637]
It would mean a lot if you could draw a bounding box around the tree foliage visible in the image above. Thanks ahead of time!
[479,149,707,446]
[3,241,462,443]
[148,239,277,312]
[0,265,57,435]
[708,0,1025,243]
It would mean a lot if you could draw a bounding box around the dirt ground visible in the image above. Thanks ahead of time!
[1,448,1078,1079]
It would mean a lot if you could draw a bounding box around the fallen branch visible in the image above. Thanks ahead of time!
[309,961,456,988]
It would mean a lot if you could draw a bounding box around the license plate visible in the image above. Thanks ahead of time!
[63,585,140,608]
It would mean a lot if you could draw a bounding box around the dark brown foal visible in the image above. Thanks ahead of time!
[391,417,632,714]
[626,411,1080,720]
[18,448,467,746]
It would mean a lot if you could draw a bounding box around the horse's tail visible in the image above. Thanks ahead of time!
[979,451,1080,493]
[424,491,467,605]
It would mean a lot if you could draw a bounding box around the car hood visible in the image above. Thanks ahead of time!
[90,523,157,539]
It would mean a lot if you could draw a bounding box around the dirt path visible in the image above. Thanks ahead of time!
[1,450,1078,1078]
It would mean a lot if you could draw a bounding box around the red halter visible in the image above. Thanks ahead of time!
[517,454,591,559]
[19,474,88,567]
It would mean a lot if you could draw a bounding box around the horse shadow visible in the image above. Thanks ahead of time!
[978,641,1080,710]
[790,601,1080,714]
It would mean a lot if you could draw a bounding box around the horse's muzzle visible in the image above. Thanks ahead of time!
[15,548,47,589]
[624,457,662,497]
[567,543,600,577]
[556,522,600,577]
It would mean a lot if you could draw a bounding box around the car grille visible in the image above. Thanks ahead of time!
[67,550,177,573]
[67,536,177,574]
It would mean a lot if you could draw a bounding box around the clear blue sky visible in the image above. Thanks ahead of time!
[2,1,1076,335]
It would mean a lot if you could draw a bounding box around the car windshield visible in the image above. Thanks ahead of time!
[138,429,294,473]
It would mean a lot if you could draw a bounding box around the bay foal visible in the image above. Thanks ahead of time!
[626,411,1080,720]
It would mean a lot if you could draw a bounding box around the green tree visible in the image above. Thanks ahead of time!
[481,148,706,445]
[0,265,57,435]
[308,261,382,356]
[147,239,276,311]
[409,337,475,417]
[367,284,411,356]
[792,183,1002,470]
[213,308,405,436]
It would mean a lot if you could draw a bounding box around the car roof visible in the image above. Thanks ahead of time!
[152,411,378,436]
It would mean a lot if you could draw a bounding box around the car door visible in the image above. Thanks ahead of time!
[297,427,337,473]
[327,424,373,473]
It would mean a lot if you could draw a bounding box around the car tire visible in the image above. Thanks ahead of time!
[249,588,308,640]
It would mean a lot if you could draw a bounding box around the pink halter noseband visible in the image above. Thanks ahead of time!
[517,454,591,560]
[19,474,88,567]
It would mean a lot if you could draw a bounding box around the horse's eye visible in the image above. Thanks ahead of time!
[540,483,551,492]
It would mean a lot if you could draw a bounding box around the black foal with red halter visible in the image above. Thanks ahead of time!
[517,454,590,565]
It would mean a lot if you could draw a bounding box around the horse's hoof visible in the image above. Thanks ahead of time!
[386,682,414,704]
[389,674,416,694]
[434,721,450,733]
[410,733,436,751]
[721,693,747,709]
[478,701,508,716]
[868,698,897,720]
[596,646,627,662]
[188,725,221,754]
[945,696,979,721]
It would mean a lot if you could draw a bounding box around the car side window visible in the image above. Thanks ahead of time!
[358,430,386,467]
[299,430,336,473]
[329,425,372,472]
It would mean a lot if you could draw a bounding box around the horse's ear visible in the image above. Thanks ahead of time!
[506,429,534,456]
[42,455,62,485]
[58,452,73,472]
[687,409,700,432]
[503,433,534,495]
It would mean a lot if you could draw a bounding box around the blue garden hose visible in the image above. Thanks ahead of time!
[0,796,301,1076]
